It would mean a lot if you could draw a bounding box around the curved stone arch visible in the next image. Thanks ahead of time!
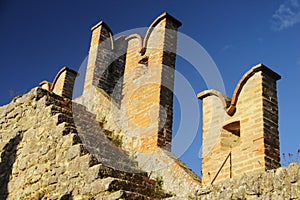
[226,63,281,116]
[125,33,143,52]
[39,80,52,91]
[198,63,281,116]
[197,89,229,109]
[39,67,71,93]
[39,66,78,99]
[50,66,68,92]
[142,12,182,54]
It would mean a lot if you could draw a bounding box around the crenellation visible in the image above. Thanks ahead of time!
[199,63,281,185]
[39,67,77,99]
[1,12,296,199]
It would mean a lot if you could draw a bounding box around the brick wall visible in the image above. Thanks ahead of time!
[198,64,281,185]
[73,13,203,197]
[79,13,181,154]
[40,67,77,99]
[121,13,181,153]
[82,22,127,106]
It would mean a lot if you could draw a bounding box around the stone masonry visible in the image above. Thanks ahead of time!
[80,12,182,153]
[0,88,172,199]
[0,13,202,199]
[1,12,299,200]
[197,163,300,199]
[74,12,202,198]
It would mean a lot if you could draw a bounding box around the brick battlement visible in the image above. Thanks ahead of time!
[40,67,78,99]
[36,14,282,190]
[0,12,293,199]
[80,12,182,153]
[198,63,281,185]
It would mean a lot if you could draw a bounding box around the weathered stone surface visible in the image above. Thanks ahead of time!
[71,12,202,199]
[197,163,300,199]
[1,12,299,200]
[0,88,171,199]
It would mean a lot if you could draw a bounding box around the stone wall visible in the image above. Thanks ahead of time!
[80,12,182,153]
[197,163,300,199]
[74,12,202,198]
[74,83,202,198]
[0,85,299,200]
[0,88,172,199]
[2,12,297,200]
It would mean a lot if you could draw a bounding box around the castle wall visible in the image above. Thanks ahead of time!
[43,13,202,198]
[197,163,300,199]
[198,64,281,185]
[0,88,171,199]
[83,21,115,96]
[121,13,181,153]
[40,67,77,99]
[1,12,291,199]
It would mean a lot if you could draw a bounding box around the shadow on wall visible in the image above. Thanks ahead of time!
[0,132,23,199]
[60,193,73,200]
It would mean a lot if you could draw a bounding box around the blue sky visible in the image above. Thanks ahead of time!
[1,1,300,176]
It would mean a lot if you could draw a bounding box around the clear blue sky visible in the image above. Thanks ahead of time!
[1,1,300,176]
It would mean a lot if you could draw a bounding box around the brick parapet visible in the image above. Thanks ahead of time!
[83,21,115,97]
[73,13,202,198]
[40,67,77,99]
[198,64,281,185]
[120,12,181,152]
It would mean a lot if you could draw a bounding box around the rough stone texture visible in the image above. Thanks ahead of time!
[1,12,297,200]
[74,86,202,198]
[72,102,142,173]
[1,86,298,199]
[74,12,202,198]
[0,88,171,199]
[197,163,300,200]
[198,64,281,185]
[135,149,202,199]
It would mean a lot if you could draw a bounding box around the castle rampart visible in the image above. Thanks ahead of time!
[198,64,281,185]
